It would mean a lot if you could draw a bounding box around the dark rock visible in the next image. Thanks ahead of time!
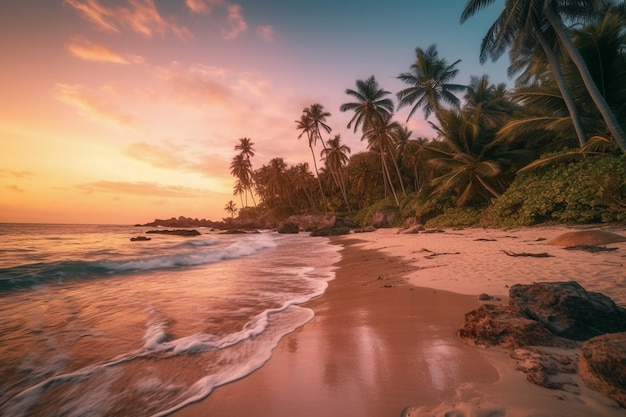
[220,229,248,234]
[145,229,201,236]
[398,225,425,234]
[478,293,493,301]
[579,332,626,407]
[372,209,398,228]
[458,304,558,349]
[309,227,351,237]
[509,281,626,340]
[277,221,299,234]
[130,236,151,241]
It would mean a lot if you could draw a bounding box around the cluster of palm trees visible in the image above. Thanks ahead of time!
[226,1,625,218]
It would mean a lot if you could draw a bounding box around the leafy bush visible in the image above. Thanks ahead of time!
[482,153,626,227]
[399,190,453,223]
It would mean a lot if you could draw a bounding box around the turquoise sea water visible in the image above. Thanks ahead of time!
[0,224,340,417]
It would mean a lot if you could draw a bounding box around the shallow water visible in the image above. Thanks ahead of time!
[0,224,339,416]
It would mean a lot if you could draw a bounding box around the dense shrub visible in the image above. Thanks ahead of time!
[400,190,454,224]
[426,206,485,227]
[353,199,400,226]
[482,154,626,227]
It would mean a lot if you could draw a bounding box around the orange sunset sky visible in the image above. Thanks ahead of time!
[0,0,507,225]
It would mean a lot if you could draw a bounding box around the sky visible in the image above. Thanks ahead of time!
[0,0,509,225]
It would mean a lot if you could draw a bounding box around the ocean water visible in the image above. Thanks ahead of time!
[0,224,340,417]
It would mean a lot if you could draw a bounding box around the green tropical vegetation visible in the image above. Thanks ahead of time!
[226,1,626,228]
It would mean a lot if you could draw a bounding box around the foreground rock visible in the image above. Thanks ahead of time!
[579,332,626,407]
[548,229,626,246]
[145,229,201,236]
[509,281,626,340]
[459,281,626,401]
[277,221,299,234]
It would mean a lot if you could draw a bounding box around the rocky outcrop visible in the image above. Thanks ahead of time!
[372,209,398,228]
[459,282,626,347]
[579,332,626,407]
[353,226,377,233]
[509,281,626,340]
[459,281,626,403]
[458,304,558,349]
[145,229,201,236]
[277,221,299,234]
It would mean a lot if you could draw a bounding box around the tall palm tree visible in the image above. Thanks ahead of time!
[224,200,237,218]
[462,0,625,151]
[229,154,253,206]
[296,111,327,212]
[320,134,352,212]
[305,103,332,150]
[397,44,467,122]
[233,138,256,206]
[340,75,401,204]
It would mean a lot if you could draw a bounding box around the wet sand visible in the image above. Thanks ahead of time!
[173,238,498,417]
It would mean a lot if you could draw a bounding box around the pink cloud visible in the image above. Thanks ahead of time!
[67,36,131,64]
[5,185,25,193]
[0,170,36,179]
[185,0,224,14]
[222,4,247,40]
[256,25,275,41]
[55,83,134,127]
[156,63,233,107]
[64,0,192,40]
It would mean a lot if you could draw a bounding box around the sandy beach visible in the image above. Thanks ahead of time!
[174,225,626,417]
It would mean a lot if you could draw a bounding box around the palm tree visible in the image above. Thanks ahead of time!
[427,108,530,206]
[224,200,237,218]
[305,103,332,150]
[229,154,253,206]
[397,44,467,122]
[233,138,256,206]
[461,0,625,151]
[340,75,401,204]
[233,180,245,208]
[320,134,352,212]
[296,104,330,212]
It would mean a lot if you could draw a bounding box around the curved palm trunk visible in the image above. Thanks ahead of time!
[534,28,587,147]
[380,146,399,205]
[544,2,626,152]
[309,145,328,213]
[337,169,352,212]
[386,141,407,196]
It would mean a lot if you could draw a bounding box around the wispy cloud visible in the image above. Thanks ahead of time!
[185,0,224,14]
[5,185,25,193]
[77,181,213,198]
[64,0,192,40]
[67,36,139,64]
[222,4,247,40]
[0,169,36,179]
[56,83,134,127]
[155,62,233,107]
[256,25,275,42]
[124,140,230,178]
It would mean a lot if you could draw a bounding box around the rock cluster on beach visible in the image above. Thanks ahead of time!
[459,281,626,407]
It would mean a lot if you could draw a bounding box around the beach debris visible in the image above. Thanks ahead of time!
[579,332,626,407]
[548,229,626,246]
[474,238,496,241]
[130,236,151,241]
[421,228,445,234]
[564,244,618,253]
[397,225,424,234]
[420,248,460,259]
[353,226,377,233]
[501,250,553,258]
